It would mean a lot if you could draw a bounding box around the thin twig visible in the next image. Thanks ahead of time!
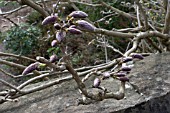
[0,79,23,93]
[0,68,16,78]
[0,52,36,62]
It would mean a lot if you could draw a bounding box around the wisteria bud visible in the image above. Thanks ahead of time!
[121,66,131,72]
[118,77,129,82]
[122,57,133,63]
[51,40,58,47]
[66,28,82,35]
[49,54,58,63]
[132,53,144,60]
[115,72,126,77]
[69,25,77,28]
[59,64,66,71]
[42,15,57,25]
[102,72,110,79]
[93,78,101,88]
[54,23,61,30]
[76,20,96,31]
[22,62,39,75]
[56,31,66,42]
[68,11,88,18]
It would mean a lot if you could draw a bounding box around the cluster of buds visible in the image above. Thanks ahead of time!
[92,53,144,88]
[42,11,96,44]
[41,10,96,66]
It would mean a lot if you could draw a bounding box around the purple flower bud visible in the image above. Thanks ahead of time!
[121,66,131,72]
[51,40,58,47]
[54,23,61,30]
[76,20,96,31]
[118,77,129,82]
[56,31,66,42]
[42,15,57,25]
[49,54,58,63]
[115,72,126,77]
[22,62,39,75]
[69,25,77,28]
[102,72,110,79]
[93,78,101,88]
[59,64,66,71]
[66,28,82,35]
[132,54,144,60]
[122,57,133,63]
[68,11,88,18]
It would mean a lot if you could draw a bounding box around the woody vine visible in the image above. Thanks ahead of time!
[0,0,170,105]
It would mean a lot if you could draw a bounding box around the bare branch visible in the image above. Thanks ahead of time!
[100,1,136,20]
[146,38,162,53]
[124,37,139,57]
[2,15,18,26]
[135,0,149,29]
[0,6,26,15]
[115,26,144,33]
[0,79,23,93]
[163,0,170,34]
[93,28,135,38]
[0,68,16,78]
[21,0,48,17]
[0,52,36,62]
[0,59,26,69]
[0,59,41,75]
[135,2,142,27]
[36,56,59,70]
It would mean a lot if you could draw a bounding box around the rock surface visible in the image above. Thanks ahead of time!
[0,52,170,113]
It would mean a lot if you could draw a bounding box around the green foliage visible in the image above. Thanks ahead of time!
[47,47,60,56]
[0,0,19,9]
[26,11,43,25]
[3,24,41,55]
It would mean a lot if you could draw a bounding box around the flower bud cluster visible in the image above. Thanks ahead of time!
[91,53,144,88]
[41,11,96,43]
